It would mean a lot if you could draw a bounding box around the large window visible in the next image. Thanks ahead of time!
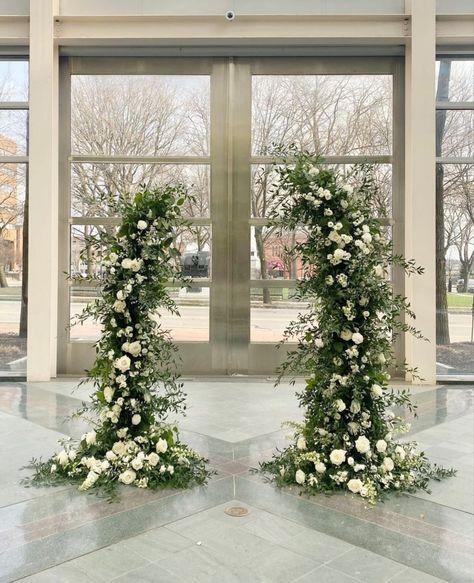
[436,57,474,380]
[59,58,401,375]
[68,73,211,344]
[0,60,28,376]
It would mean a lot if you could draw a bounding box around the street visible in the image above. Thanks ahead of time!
[0,300,472,344]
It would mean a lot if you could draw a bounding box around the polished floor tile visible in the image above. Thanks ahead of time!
[0,380,472,583]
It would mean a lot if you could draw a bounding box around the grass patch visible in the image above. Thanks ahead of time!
[447,293,474,309]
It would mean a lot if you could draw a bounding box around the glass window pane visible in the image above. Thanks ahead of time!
[71,163,210,219]
[436,60,474,102]
[437,110,474,159]
[176,226,211,279]
[0,111,28,155]
[251,163,392,219]
[71,75,210,156]
[251,226,306,280]
[252,75,392,156]
[436,163,474,379]
[0,163,27,373]
[0,61,28,101]
[251,287,310,343]
[70,286,209,343]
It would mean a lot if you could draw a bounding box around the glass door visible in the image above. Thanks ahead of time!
[58,56,402,376]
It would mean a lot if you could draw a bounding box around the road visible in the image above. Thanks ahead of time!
[0,300,472,344]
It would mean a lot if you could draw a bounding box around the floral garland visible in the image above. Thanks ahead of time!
[260,151,455,504]
[27,187,209,497]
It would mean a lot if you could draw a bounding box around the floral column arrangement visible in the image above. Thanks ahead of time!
[28,187,208,497]
[261,152,454,504]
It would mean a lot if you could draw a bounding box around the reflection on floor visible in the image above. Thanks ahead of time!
[0,380,472,583]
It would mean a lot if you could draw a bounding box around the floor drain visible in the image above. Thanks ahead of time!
[224,506,249,517]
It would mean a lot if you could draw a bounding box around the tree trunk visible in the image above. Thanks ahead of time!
[254,226,271,304]
[19,174,29,338]
[435,60,451,345]
[0,262,8,288]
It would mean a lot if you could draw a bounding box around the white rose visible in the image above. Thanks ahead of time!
[395,445,406,460]
[104,386,114,403]
[296,436,307,450]
[342,184,354,194]
[56,450,69,466]
[137,220,148,230]
[106,450,117,461]
[361,232,372,244]
[352,332,364,345]
[347,478,363,494]
[329,449,346,466]
[315,339,324,348]
[350,400,361,414]
[333,248,346,261]
[340,329,352,341]
[355,436,371,454]
[315,462,326,474]
[335,399,346,412]
[383,457,395,472]
[85,431,97,446]
[131,414,141,426]
[109,253,118,264]
[131,457,143,471]
[372,384,383,398]
[376,439,387,452]
[112,441,126,456]
[308,165,319,176]
[113,300,126,313]
[167,465,174,475]
[114,355,131,373]
[148,452,160,466]
[354,464,366,472]
[119,469,136,485]
[156,438,168,454]
[121,258,133,269]
[129,259,142,272]
[295,469,306,484]
[127,341,141,357]
[374,264,384,277]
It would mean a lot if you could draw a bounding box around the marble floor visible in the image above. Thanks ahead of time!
[0,379,472,583]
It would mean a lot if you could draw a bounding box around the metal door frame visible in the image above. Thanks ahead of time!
[57,56,404,376]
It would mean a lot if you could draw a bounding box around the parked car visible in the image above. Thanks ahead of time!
[456,279,474,293]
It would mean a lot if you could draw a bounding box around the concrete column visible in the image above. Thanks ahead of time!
[404,0,436,383]
[27,0,59,380]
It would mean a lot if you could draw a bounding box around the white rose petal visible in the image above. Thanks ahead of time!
[340,329,352,341]
[118,469,136,485]
[131,414,141,426]
[156,438,168,454]
[85,431,97,446]
[56,450,69,466]
[352,332,364,345]
[296,436,307,450]
[383,457,395,472]
[347,478,363,493]
[295,469,306,484]
[315,462,326,474]
[329,449,347,466]
[355,436,371,454]
[376,439,387,453]
[148,452,160,466]
[114,355,131,373]
[335,399,346,412]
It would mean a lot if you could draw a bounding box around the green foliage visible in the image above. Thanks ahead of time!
[260,150,455,504]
